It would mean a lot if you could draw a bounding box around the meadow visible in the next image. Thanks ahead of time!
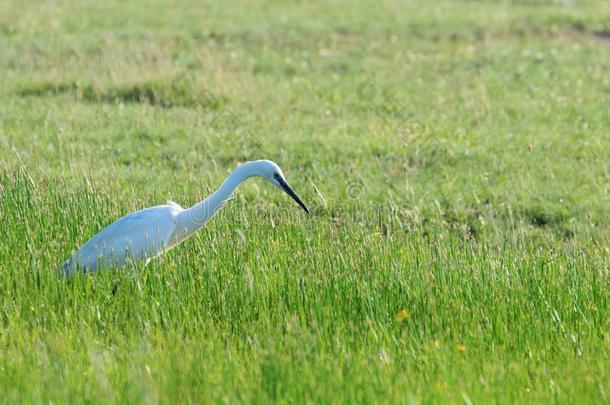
[0,0,608,403]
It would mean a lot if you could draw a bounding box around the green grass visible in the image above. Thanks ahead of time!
[0,0,608,403]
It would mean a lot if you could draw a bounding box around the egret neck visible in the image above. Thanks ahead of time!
[175,162,256,242]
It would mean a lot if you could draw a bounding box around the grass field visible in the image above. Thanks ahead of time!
[0,0,609,403]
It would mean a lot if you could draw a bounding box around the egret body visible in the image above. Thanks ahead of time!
[62,160,308,275]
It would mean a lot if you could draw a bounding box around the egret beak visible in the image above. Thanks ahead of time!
[277,177,309,213]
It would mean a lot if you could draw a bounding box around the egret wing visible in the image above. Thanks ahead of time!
[69,205,178,272]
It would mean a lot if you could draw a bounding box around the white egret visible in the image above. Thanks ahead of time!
[62,160,309,276]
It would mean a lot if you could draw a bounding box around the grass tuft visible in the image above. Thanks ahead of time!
[16,77,226,109]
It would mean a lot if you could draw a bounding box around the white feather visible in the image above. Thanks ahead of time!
[62,160,308,276]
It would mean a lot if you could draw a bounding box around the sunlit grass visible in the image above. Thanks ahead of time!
[0,0,608,403]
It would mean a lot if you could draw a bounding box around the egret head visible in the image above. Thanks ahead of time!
[251,160,309,213]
